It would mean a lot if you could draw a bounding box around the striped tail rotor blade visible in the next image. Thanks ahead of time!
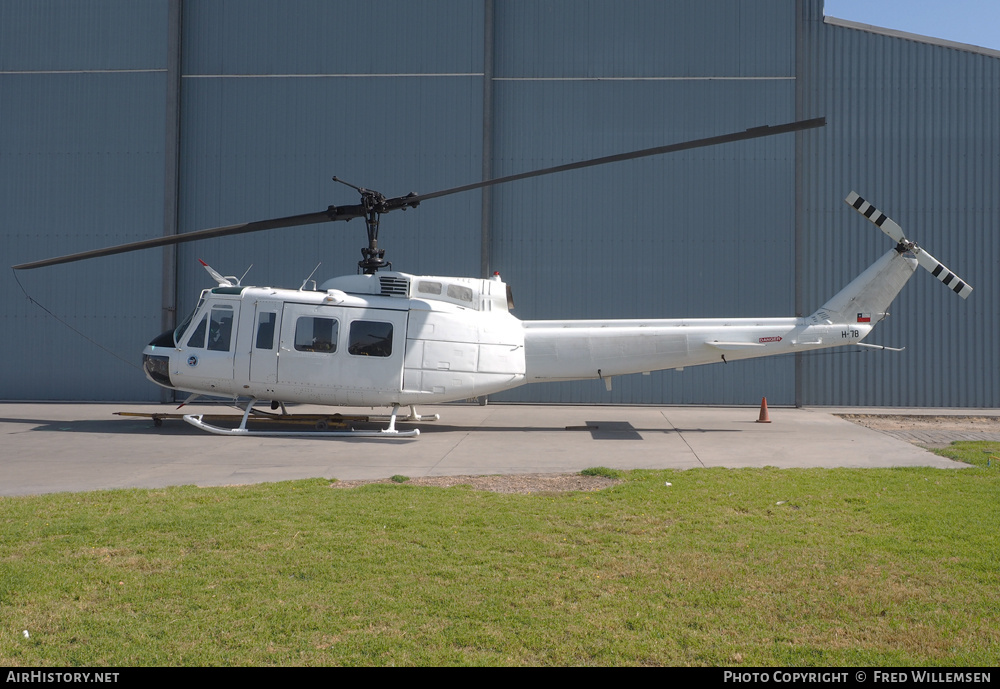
[845,192,906,243]
[914,247,974,299]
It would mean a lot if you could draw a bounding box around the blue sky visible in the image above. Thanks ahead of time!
[824,0,1000,51]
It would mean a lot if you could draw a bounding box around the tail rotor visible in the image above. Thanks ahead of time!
[845,192,973,299]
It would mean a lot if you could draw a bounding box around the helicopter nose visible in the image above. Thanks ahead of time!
[142,352,174,388]
[143,328,176,388]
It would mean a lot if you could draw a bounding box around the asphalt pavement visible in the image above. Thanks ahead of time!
[3,402,992,496]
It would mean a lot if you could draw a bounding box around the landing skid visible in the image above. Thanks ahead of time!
[116,402,422,438]
[182,414,418,438]
[369,405,440,423]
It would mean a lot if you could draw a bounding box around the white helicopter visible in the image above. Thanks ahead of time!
[13,118,972,438]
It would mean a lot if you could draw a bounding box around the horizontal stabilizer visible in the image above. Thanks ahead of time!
[845,192,972,300]
[854,342,905,352]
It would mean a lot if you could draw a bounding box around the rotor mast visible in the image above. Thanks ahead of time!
[333,177,399,274]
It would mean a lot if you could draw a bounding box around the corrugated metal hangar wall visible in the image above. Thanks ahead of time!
[2,0,997,407]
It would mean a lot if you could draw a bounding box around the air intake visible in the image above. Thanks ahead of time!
[379,276,409,297]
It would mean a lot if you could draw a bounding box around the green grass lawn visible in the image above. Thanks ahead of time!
[2,442,998,666]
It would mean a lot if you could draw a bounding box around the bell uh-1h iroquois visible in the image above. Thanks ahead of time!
[12,117,973,438]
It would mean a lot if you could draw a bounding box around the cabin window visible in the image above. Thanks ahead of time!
[256,312,277,349]
[294,317,339,353]
[208,305,235,352]
[348,321,393,357]
[417,281,442,295]
[447,284,473,302]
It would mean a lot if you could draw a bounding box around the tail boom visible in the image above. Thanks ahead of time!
[522,248,919,384]
[521,194,969,386]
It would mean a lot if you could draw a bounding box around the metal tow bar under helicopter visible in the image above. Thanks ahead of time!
[12,117,973,438]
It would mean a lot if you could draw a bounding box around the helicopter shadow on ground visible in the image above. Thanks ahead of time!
[1,416,742,439]
[413,420,741,440]
[0,416,409,437]
[0,416,225,436]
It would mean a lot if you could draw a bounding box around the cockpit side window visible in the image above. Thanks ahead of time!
[186,315,208,349]
[208,305,235,352]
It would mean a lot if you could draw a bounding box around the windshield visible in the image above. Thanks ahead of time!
[173,293,207,346]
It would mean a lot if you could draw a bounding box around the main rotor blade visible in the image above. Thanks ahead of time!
[14,116,825,270]
[392,117,826,207]
[13,208,359,270]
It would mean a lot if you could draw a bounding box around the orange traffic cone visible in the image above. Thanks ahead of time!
[756,397,771,423]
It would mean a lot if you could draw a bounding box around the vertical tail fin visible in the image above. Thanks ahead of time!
[812,248,917,325]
